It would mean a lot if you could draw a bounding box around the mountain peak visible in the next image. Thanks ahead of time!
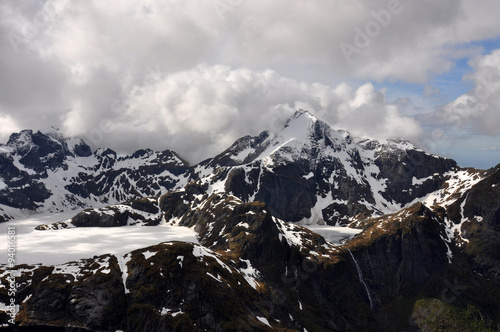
[284,109,318,128]
[280,109,324,142]
[39,126,65,140]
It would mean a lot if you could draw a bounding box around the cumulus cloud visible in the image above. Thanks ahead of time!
[61,65,421,162]
[438,49,500,135]
[0,0,499,162]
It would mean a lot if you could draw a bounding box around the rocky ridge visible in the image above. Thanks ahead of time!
[2,181,500,331]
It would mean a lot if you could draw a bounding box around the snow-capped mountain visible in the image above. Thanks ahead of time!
[196,110,458,225]
[1,110,499,331]
[0,110,458,224]
[0,128,190,222]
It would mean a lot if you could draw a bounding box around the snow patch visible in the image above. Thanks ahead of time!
[117,253,132,294]
[142,250,156,260]
[303,172,314,180]
[256,316,271,327]
[177,256,184,268]
[239,259,260,290]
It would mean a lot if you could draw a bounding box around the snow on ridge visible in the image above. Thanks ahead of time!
[239,259,260,290]
[192,244,233,274]
[421,169,484,208]
[256,316,271,327]
[142,250,157,260]
[232,146,255,162]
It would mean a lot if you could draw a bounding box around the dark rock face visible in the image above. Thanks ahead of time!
[6,256,126,331]
[375,148,457,206]
[253,164,319,222]
[446,165,500,281]
[347,203,450,303]
[67,258,127,330]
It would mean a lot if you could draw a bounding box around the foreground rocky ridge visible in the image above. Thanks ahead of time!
[2,181,500,331]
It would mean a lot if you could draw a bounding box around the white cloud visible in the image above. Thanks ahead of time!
[0,113,20,139]
[439,49,500,135]
[66,64,421,162]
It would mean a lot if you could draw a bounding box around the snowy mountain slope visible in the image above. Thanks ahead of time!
[195,110,459,225]
[0,129,190,222]
[438,165,500,280]
[0,110,481,228]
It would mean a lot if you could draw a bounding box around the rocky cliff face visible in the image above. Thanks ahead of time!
[443,165,500,281]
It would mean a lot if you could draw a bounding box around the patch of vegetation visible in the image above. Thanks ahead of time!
[411,298,497,331]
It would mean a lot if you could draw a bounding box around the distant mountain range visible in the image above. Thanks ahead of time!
[0,110,459,223]
[0,110,499,331]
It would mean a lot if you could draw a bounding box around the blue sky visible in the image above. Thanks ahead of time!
[372,38,500,169]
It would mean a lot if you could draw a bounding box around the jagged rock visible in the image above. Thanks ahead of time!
[446,165,500,280]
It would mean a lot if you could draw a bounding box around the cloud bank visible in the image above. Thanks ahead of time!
[100,65,422,161]
[438,50,500,136]
[0,0,499,162]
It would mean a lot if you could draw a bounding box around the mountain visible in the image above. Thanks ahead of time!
[0,110,458,225]
[0,128,190,222]
[1,110,499,331]
[196,110,457,224]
